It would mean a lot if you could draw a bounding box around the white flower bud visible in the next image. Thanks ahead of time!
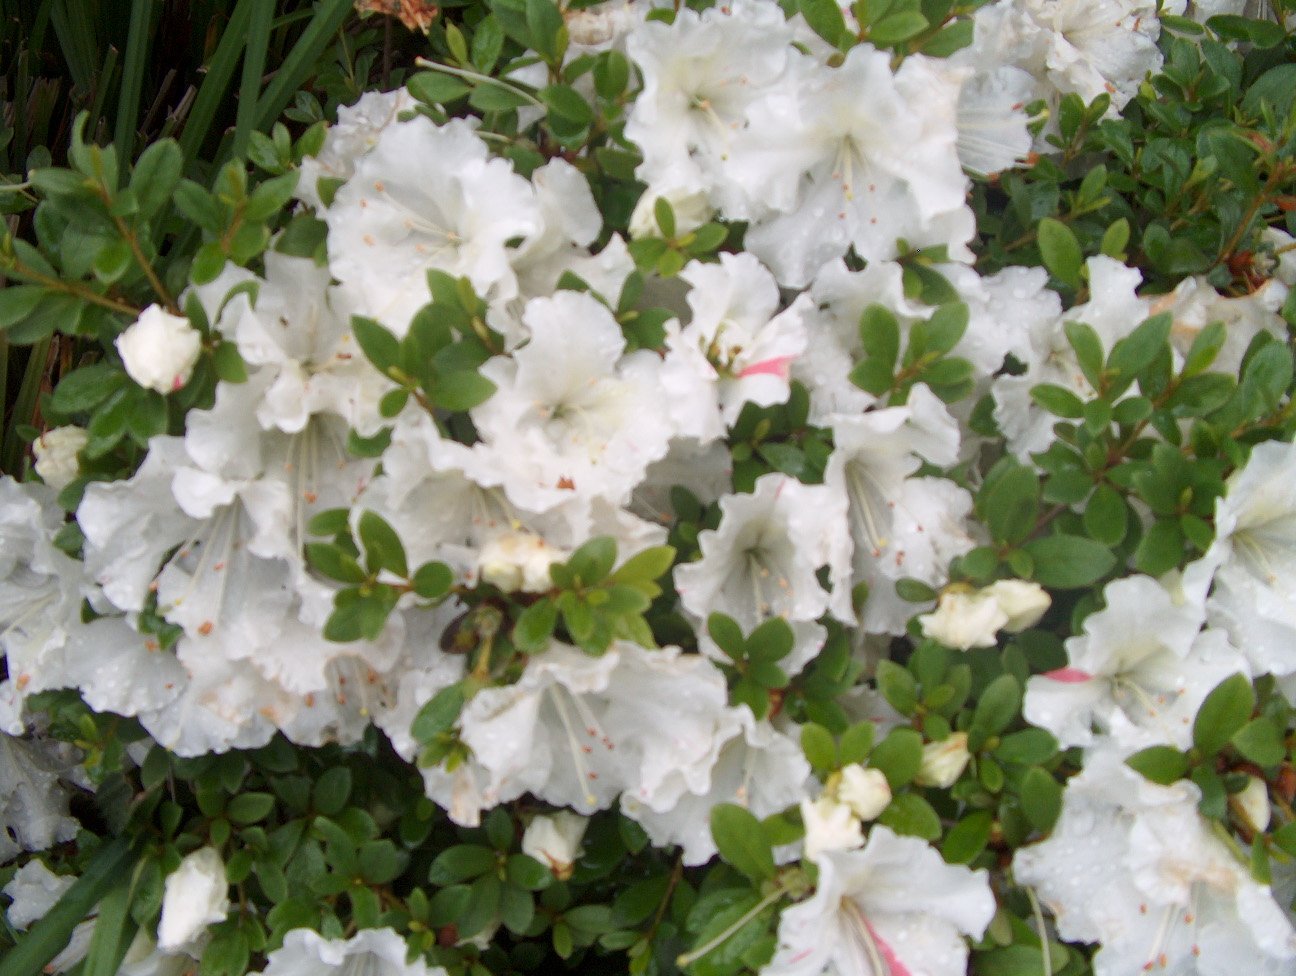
[919,589,1008,650]
[915,732,972,789]
[115,304,202,395]
[32,426,88,491]
[157,847,229,951]
[477,532,567,593]
[522,811,588,880]
[629,186,712,240]
[985,579,1051,632]
[799,796,864,863]
[1236,775,1271,832]
[835,764,891,822]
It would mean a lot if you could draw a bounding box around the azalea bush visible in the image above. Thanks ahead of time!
[3,0,1296,974]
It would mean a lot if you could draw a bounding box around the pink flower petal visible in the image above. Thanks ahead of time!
[738,355,794,379]
[1043,667,1092,683]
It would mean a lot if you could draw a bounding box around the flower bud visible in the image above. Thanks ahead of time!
[115,305,203,395]
[1236,775,1271,832]
[985,579,1051,632]
[915,732,971,789]
[522,810,588,880]
[477,532,566,593]
[629,186,712,240]
[835,764,891,821]
[33,426,88,491]
[157,847,229,951]
[799,796,864,863]
[919,589,1007,650]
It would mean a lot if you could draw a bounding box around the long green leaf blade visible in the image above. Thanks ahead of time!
[253,0,354,132]
[0,838,137,976]
[114,0,155,160]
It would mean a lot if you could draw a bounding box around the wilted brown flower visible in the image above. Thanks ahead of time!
[354,0,438,32]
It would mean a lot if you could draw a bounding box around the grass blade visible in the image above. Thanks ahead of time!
[0,335,50,476]
[232,0,275,160]
[0,838,137,976]
[178,0,255,168]
[114,0,155,160]
[253,0,353,132]
[47,0,99,93]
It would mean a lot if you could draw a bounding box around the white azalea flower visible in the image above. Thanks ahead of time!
[764,826,995,976]
[915,731,972,788]
[471,290,672,511]
[800,795,864,863]
[296,88,417,210]
[32,426,88,491]
[1023,575,1246,749]
[920,588,1009,649]
[158,848,229,952]
[325,115,540,334]
[1185,440,1296,677]
[250,928,448,976]
[3,859,75,930]
[663,253,810,431]
[1014,742,1296,975]
[676,474,849,674]
[836,764,891,822]
[116,304,203,394]
[522,810,589,880]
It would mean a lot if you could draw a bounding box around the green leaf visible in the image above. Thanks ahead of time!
[746,618,794,662]
[429,844,497,885]
[918,19,973,57]
[1082,484,1127,546]
[799,0,850,48]
[305,544,367,584]
[858,304,900,368]
[358,510,408,579]
[526,0,566,63]
[213,342,248,384]
[539,84,594,126]
[49,363,128,413]
[432,370,496,411]
[942,810,993,864]
[412,561,454,599]
[838,722,876,766]
[877,792,941,840]
[895,578,938,603]
[1064,321,1105,390]
[1030,384,1085,419]
[352,316,402,376]
[1100,217,1130,259]
[979,456,1041,547]
[709,803,775,882]
[1106,313,1172,396]
[607,545,675,591]
[876,659,918,716]
[408,71,472,105]
[869,727,924,790]
[1022,535,1115,588]
[1134,518,1186,576]
[500,882,535,935]
[1125,745,1191,785]
[459,872,503,939]
[507,853,554,891]
[1037,217,1083,289]
[565,536,617,587]
[970,674,1022,746]
[1232,718,1285,768]
[313,767,352,816]
[868,10,928,46]
[1193,673,1254,758]
[514,599,559,653]
[412,683,466,744]
[358,840,404,884]
[593,50,630,100]
[800,722,838,773]
[227,792,275,824]
[1019,767,1062,832]
[993,729,1057,765]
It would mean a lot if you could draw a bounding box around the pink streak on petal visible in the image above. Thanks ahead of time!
[738,355,794,379]
[864,920,912,976]
[1043,667,1093,683]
